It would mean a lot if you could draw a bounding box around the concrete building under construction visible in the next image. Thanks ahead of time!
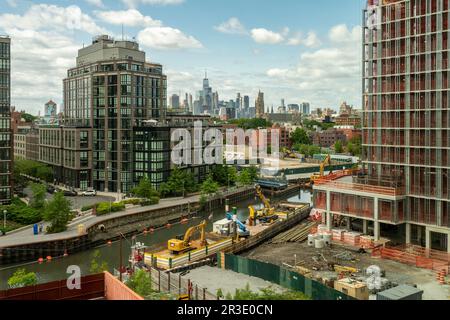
[313,0,450,252]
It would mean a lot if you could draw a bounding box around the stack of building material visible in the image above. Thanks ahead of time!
[343,232,361,246]
[270,221,318,244]
[360,236,375,249]
[332,229,346,241]
[317,224,331,235]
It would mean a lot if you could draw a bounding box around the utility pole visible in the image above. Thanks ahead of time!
[119,233,123,282]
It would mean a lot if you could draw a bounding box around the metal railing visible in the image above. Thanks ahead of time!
[315,180,404,197]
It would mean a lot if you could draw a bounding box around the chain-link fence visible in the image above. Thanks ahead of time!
[219,253,354,300]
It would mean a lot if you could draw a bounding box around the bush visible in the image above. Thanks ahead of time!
[95,202,126,216]
[121,199,141,206]
[140,197,159,207]
[5,206,42,225]
[81,204,97,212]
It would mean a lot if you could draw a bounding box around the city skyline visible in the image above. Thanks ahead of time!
[0,0,365,114]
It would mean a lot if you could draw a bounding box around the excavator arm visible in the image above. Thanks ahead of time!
[183,220,206,246]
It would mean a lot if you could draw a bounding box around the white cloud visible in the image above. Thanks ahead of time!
[85,0,105,8]
[214,17,247,35]
[251,28,285,44]
[329,24,361,43]
[0,4,108,113]
[96,9,162,27]
[287,31,321,48]
[137,27,203,50]
[6,0,18,8]
[266,24,362,108]
[121,0,184,8]
[0,4,107,35]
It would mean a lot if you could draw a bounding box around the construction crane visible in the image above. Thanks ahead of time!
[255,184,274,215]
[168,220,207,254]
[249,185,279,226]
[310,154,332,183]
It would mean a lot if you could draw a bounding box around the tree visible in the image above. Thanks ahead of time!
[90,250,109,274]
[247,165,259,181]
[291,128,311,145]
[334,140,344,154]
[347,135,362,156]
[131,176,160,200]
[160,167,198,197]
[293,144,321,157]
[200,175,219,196]
[21,113,37,123]
[237,169,253,186]
[7,269,38,288]
[230,283,309,300]
[126,269,154,298]
[43,192,72,233]
[29,183,46,210]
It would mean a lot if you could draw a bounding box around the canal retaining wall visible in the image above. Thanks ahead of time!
[0,187,255,266]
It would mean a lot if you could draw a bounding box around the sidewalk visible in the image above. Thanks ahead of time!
[0,194,201,248]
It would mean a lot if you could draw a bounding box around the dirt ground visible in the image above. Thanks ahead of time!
[242,242,450,300]
[182,266,286,297]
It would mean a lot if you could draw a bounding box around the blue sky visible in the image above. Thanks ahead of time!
[1,0,366,114]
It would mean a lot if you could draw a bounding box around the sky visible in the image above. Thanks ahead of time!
[0,0,367,115]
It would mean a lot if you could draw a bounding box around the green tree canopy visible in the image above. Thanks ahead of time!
[90,250,109,274]
[334,140,344,154]
[126,269,154,298]
[347,135,362,156]
[230,283,310,300]
[291,128,311,145]
[14,159,54,183]
[29,183,46,210]
[21,113,37,123]
[211,165,237,187]
[237,169,253,186]
[160,167,198,197]
[229,118,272,130]
[200,175,220,196]
[131,177,160,200]
[7,269,38,288]
[43,192,72,233]
[292,144,321,157]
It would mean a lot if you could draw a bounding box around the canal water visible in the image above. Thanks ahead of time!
[0,190,312,288]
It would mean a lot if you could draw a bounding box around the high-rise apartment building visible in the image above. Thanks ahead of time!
[170,94,180,109]
[255,91,265,118]
[63,35,167,193]
[0,36,11,204]
[313,0,450,252]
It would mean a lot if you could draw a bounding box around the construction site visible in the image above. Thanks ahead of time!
[242,217,450,300]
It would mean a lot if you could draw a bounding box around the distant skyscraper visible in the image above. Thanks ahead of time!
[0,36,11,204]
[197,71,213,115]
[170,94,180,109]
[43,100,58,125]
[255,91,265,119]
[244,95,250,110]
[301,102,311,115]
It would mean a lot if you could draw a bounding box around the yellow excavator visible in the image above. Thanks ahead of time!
[249,185,279,226]
[310,154,332,183]
[168,220,207,254]
[281,147,300,159]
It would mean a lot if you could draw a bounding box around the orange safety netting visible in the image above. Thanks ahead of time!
[372,244,450,273]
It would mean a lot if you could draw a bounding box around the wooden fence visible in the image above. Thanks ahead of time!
[149,267,216,300]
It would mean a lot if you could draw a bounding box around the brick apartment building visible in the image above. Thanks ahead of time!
[313,0,450,253]
[311,128,348,148]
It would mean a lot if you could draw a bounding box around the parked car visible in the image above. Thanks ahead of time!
[47,185,56,194]
[81,190,97,197]
[63,189,78,197]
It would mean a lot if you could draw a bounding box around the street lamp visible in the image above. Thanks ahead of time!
[3,210,7,229]
[106,166,112,211]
